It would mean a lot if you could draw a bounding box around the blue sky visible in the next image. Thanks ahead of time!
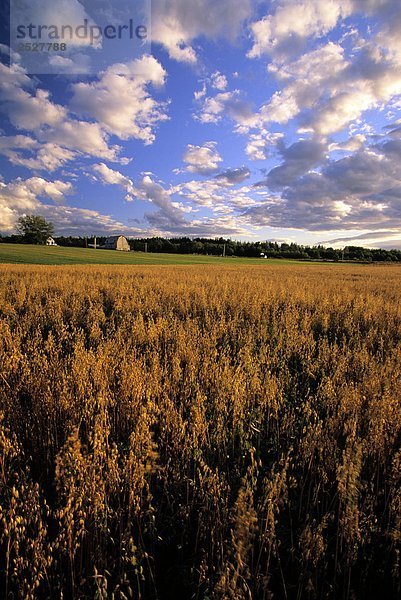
[1,0,401,248]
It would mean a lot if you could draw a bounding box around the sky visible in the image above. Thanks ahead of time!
[1,0,401,248]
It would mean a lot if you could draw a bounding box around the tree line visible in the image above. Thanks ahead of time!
[1,215,401,262]
[127,237,401,262]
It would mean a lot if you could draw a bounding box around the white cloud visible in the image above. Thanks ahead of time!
[0,63,66,130]
[248,0,351,59]
[244,0,401,140]
[41,206,143,236]
[93,163,137,201]
[23,177,73,201]
[245,130,284,161]
[152,0,253,63]
[0,176,73,230]
[91,165,191,228]
[0,175,146,236]
[259,42,347,127]
[90,162,256,233]
[176,169,255,213]
[183,142,223,174]
[211,71,228,90]
[0,56,170,167]
[186,4,401,163]
[302,43,401,135]
[0,61,122,162]
[329,134,367,154]
[194,90,255,126]
[177,178,225,209]
[139,175,189,228]
[194,83,207,101]
[0,136,77,171]
[246,134,268,161]
[241,40,401,142]
[70,55,169,144]
[11,0,101,49]
[0,135,38,155]
[43,120,121,160]
[352,1,401,65]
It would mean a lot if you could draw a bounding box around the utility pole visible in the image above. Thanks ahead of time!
[145,242,148,253]
[94,236,97,250]
[223,243,226,257]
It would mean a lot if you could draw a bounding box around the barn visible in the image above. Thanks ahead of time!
[103,235,131,251]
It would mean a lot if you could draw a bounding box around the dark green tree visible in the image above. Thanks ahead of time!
[17,215,54,245]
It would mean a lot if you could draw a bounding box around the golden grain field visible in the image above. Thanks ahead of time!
[0,263,400,599]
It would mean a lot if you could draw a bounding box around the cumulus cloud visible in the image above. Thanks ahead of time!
[139,175,189,228]
[176,170,256,213]
[211,71,228,90]
[245,130,284,161]
[43,120,121,160]
[215,166,250,184]
[261,42,346,123]
[145,212,250,237]
[0,55,170,170]
[0,175,146,235]
[194,83,207,101]
[353,0,401,64]
[329,134,367,154]
[0,176,73,231]
[93,163,137,201]
[242,1,401,148]
[176,178,227,210]
[152,0,253,63]
[70,55,169,144]
[91,160,251,232]
[255,138,329,189]
[243,133,401,232]
[194,37,401,156]
[301,44,401,135]
[0,63,66,130]
[0,136,77,171]
[176,215,250,236]
[194,89,255,126]
[186,4,401,167]
[236,38,401,148]
[0,61,120,161]
[89,161,256,230]
[246,134,268,161]
[248,0,351,59]
[11,0,101,49]
[183,142,223,174]
[247,1,401,60]
[42,206,144,236]
[90,165,191,228]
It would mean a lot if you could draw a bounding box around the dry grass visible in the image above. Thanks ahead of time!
[0,263,400,599]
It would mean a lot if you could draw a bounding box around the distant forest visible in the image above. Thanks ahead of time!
[2,234,401,262]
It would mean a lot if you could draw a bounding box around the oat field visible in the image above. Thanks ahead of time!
[0,264,400,599]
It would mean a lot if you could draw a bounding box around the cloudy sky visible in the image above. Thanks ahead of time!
[1,0,401,248]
